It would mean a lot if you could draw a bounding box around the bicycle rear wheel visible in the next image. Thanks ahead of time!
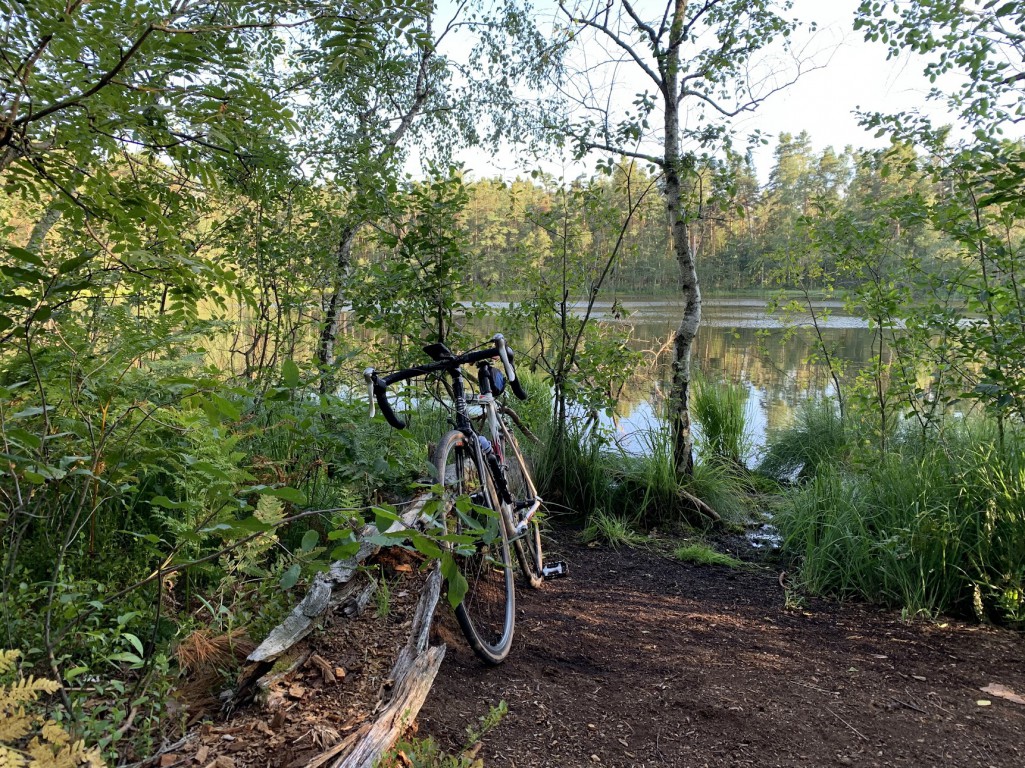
[434,429,515,664]
[498,421,544,589]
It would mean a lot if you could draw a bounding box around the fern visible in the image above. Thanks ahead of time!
[223,494,284,577]
[0,650,104,768]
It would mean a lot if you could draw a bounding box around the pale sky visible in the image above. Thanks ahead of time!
[443,0,959,184]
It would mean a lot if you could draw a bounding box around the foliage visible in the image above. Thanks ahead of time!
[0,650,104,768]
[776,417,1025,627]
[674,543,742,568]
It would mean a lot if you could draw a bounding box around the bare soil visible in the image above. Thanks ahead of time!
[170,532,1025,768]
[420,533,1025,768]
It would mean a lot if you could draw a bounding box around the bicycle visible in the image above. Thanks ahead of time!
[363,334,566,664]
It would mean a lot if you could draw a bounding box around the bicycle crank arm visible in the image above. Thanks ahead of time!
[513,497,543,536]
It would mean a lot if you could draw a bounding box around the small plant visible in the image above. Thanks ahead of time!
[581,511,647,549]
[384,701,508,767]
[0,649,105,768]
[674,543,742,568]
[375,571,393,620]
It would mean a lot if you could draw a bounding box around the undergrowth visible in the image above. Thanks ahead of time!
[774,414,1025,627]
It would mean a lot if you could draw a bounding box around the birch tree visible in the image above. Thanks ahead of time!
[554,0,802,473]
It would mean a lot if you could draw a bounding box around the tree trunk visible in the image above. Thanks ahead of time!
[318,222,361,391]
[663,2,700,477]
[26,203,62,255]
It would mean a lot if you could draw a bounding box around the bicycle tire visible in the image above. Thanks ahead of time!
[498,421,544,589]
[434,429,515,664]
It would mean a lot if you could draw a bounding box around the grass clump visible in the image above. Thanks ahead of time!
[581,511,647,549]
[693,377,750,466]
[674,543,742,568]
[759,398,849,481]
[775,416,1025,627]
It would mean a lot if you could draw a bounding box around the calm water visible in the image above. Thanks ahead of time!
[584,298,874,461]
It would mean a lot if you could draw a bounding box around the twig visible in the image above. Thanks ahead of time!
[792,680,838,696]
[825,706,868,741]
[892,697,927,714]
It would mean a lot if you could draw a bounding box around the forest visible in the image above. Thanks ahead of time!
[1,0,1024,764]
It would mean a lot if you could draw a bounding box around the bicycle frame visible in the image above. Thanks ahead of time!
[465,367,542,538]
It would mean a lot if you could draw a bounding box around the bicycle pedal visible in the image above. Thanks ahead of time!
[542,561,568,579]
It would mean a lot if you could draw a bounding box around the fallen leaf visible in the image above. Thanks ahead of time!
[159,755,178,767]
[980,683,1025,705]
[194,747,209,764]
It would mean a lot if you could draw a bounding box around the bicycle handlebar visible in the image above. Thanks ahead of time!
[364,335,528,430]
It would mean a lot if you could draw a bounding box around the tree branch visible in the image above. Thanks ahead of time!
[558,1,665,91]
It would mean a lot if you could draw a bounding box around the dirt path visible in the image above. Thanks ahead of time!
[420,535,1025,767]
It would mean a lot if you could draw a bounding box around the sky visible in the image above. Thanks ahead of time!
[444,0,956,184]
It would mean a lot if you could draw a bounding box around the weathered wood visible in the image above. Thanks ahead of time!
[248,495,431,663]
[330,574,377,619]
[337,645,446,768]
[336,566,445,768]
[299,566,446,768]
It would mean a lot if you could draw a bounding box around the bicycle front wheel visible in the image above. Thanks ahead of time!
[499,421,544,589]
[434,429,515,664]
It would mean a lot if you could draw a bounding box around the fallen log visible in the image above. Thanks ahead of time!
[308,565,446,768]
[231,493,432,704]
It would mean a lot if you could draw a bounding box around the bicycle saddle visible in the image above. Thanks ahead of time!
[423,342,454,361]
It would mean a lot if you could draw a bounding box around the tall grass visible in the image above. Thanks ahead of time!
[527,406,748,529]
[693,377,750,466]
[776,418,1025,627]
[759,398,849,481]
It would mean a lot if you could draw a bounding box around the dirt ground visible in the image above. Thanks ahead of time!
[419,534,1025,768]
[172,532,1025,768]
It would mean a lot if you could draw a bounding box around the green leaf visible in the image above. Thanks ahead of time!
[230,516,274,533]
[300,529,319,552]
[441,553,468,609]
[209,393,240,421]
[261,486,305,504]
[279,563,301,590]
[64,666,90,681]
[282,359,300,388]
[5,246,44,267]
[57,254,92,274]
[374,506,401,532]
[150,495,189,510]
[122,633,145,657]
[108,652,143,666]
[330,540,361,561]
[409,532,442,559]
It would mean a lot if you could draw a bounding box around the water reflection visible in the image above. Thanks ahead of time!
[599,299,873,460]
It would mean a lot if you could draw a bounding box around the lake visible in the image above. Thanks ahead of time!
[581,297,874,462]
